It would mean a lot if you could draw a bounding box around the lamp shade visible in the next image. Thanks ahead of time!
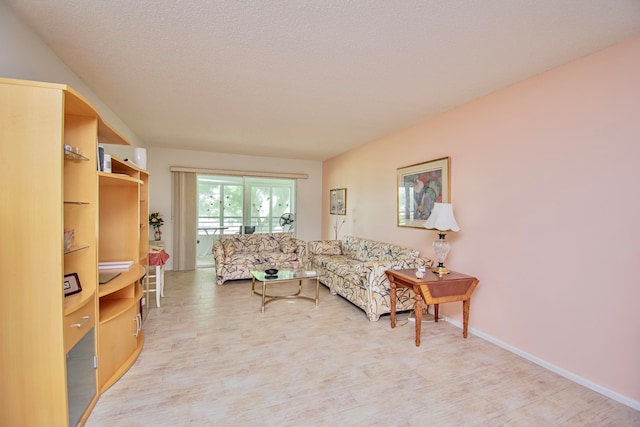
[424,203,460,232]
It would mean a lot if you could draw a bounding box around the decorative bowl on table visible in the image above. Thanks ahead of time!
[264,268,278,278]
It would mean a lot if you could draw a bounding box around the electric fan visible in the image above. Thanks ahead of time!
[279,213,295,232]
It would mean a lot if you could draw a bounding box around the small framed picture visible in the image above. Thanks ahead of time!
[64,273,82,297]
[330,188,347,215]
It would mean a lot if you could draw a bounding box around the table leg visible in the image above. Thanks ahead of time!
[155,265,162,308]
[261,281,266,313]
[413,290,422,347]
[434,304,439,322]
[462,298,471,338]
[390,280,397,328]
[251,276,255,294]
[315,277,319,306]
[159,265,165,297]
[415,293,423,347]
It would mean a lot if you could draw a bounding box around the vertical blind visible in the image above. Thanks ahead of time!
[172,171,197,271]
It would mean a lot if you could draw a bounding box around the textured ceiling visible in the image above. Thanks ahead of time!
[5,0,640,160]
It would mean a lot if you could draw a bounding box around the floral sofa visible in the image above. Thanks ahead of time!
[308,236,432,321]
[212,232,306,285]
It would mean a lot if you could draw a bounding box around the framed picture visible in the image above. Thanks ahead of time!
[63,273,82,297]
[330,188,347,215]
[397,157,450,228]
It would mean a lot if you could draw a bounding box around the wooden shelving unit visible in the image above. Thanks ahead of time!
[139,171,150,319]
[98,156,148,392]
[0,77,148,426]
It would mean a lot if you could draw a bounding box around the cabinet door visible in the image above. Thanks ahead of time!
[98,304,138,387]
[67,327,97,426]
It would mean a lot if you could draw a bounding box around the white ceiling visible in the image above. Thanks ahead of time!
[5,1,640,160]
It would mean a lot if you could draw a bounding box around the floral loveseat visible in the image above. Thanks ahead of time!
[308,236,432,321]
[212,232,306,285]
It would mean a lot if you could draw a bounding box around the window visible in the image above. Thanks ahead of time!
[197,174,296,236]
[246,177,295,234]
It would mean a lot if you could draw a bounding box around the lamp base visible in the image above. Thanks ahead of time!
[431,233,451,277]
[431,265,450,276]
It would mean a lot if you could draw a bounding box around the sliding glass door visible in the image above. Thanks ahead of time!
[246,177,295,234]
[196,175,296,266]
[198,175,243,234]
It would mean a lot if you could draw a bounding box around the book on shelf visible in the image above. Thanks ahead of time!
[97,144,104,171]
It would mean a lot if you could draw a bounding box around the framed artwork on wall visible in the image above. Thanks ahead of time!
[397,157,450,228]
[330,188,347,215]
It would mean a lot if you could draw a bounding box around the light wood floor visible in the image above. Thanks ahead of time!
[87,269,639,426]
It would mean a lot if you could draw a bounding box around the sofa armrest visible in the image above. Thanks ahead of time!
[292,238,306,261]
[212,240,225,264]
[414,257,434,269]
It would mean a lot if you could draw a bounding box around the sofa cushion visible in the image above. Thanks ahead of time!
[260,235,281,252]
[222,233,291,254]
[363,242,413,262]
[340,236,419,262]
[235,235,264,253]
[313,254,349,269]
[309,240,342,255]
[280,239,298,254]
[360,241,387,261]
[316,254,365,280]
[222,239,237,256]
[227,252,261,265]
[389,245,419,259]
[262,251,298,264]
[341,236,361,259]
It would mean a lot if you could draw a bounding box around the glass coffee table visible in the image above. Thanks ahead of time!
[250,265,320,312]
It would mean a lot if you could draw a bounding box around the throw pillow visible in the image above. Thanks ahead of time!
[280,239,297,254]
[319,240,342,255]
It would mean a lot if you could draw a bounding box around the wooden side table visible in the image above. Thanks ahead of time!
[386,269,479,346]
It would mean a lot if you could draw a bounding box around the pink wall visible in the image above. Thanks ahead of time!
[322,36,640,405]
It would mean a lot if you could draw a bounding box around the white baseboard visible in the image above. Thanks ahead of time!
[444,316,640,411]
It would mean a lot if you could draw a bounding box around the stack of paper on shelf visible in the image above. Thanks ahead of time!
[99,261,134,270]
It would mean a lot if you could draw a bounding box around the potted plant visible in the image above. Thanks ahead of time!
[149,212,164,241]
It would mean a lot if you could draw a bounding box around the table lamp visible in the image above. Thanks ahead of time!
[424,203,460,275]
